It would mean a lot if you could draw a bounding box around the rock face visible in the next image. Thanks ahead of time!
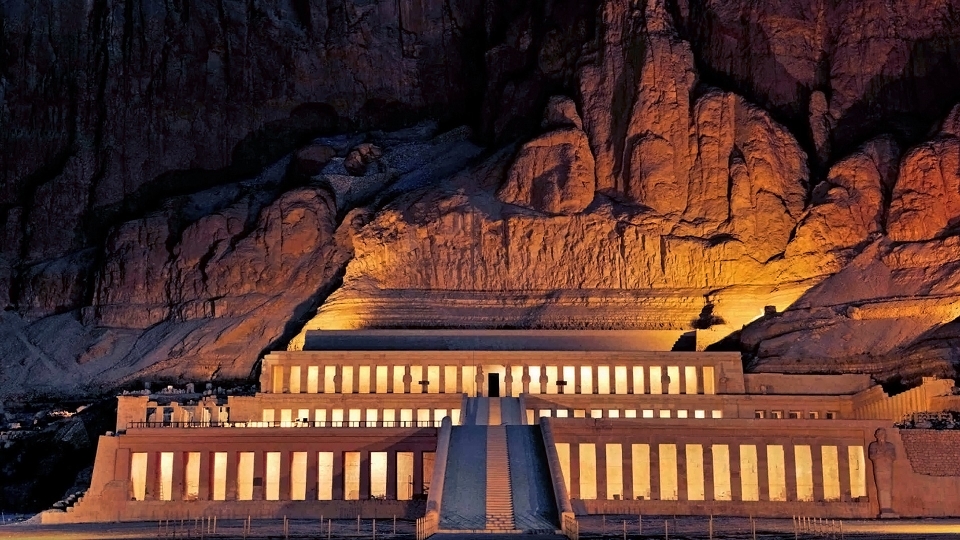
[683,0,960,155]
[888,107,960,242]
[498,125,596,215]
[6,0,960,397]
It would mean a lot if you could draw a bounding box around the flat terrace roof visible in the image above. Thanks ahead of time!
[302,329,696,352]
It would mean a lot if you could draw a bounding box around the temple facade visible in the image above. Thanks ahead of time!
[42,330,960,534]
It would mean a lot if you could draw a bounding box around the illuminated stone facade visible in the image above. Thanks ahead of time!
[42,330,960,528]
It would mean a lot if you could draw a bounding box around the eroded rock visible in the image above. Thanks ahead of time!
[294,145,337,176]
[344,144,384,177]
[888,105,960,242]
[499,128,596,215]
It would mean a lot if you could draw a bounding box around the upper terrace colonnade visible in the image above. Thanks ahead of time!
[264,330,744,398]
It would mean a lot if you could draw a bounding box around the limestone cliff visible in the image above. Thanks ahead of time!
[4,0,960,397]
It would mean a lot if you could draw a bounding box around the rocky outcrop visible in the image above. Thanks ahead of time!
[787,137,899,259]
[498,122,596,215]
[888,106,960,242]
[683,0,960,154]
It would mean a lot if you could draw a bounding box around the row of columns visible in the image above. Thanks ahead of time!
[563,441,865,504]
[120,448,429,502]
[265,364,720,397]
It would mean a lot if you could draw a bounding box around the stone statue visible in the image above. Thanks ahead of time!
[868,428,897,517]
[475,365,485,396]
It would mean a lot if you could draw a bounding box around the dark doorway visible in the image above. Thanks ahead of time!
[488,373,500,397]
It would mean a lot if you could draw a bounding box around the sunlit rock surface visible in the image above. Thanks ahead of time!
[5,0,960,397]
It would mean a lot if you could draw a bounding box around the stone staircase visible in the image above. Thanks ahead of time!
[485,425,516,532]
[488,398,502,426]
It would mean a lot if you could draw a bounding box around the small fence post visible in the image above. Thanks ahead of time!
[709,514,713,539]
[639,514,642,535]
[328,517,332,540]
[373,518,377,540]
[664,519,669,540]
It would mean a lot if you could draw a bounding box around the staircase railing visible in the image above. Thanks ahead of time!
[561,512,579,540]
[416,511,439,540]
[426,416,452,516]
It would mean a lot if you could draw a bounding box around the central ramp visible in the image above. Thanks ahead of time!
[435,404,559,535]
[506,426,559,531]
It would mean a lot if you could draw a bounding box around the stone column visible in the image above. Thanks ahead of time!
[811,445,825,502]
[696,366,705,395]
[837,444,852,502]
[145,451,158,501]
[307,451,319,501]
[198,451,211,500]
[569,443,581,499]
[678,367,687,395]
[403,366,412,394]
[649,444,661,500]
[703,444,715,501]
[280,451,292,501]
[661,368,670,395]
[677,443,688,502]
[504,367,514,397]
[413,451,424,497]
[622,443,634,501]
[387,450,398,501]
[226,451,239,500]
[597,444,608,500]
[643,366,651,394]
[729,445,742,501]
[253,451,265,500]
[333,451,345,500]
[334,366,343,394]
[522,366,531,395]
[784,444,798,502]
[757,444,770,502]
[539,366,549,395]
[172,451,185,501]
[360,450,371,500]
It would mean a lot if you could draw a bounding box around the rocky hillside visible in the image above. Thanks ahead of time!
[3,0,960,398]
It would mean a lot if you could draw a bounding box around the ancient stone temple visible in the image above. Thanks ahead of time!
[43,330,960,532]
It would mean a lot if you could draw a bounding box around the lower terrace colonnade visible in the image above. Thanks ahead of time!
[109,428,438,507]
[550,418,875,518]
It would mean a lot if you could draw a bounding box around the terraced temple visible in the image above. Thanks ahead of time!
[43,330,960,532]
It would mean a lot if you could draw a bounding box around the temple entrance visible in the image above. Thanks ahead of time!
[488,373,500,397]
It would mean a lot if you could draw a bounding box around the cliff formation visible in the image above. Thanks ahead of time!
[4,0,960,397]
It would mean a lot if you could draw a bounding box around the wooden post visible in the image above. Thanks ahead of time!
[664,519,669,540]
[373,518,377,540]
[623,519,626,540]
[709,514,713,539]
[328,517,332,540]
[639,514,642,535]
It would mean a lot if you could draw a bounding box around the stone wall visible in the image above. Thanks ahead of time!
[899,430,960,477]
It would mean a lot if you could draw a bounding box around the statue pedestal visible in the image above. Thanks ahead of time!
[879,511,900,519]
